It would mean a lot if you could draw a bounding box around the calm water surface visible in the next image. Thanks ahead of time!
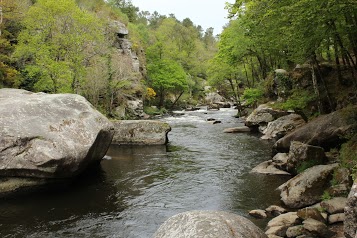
[0,108,289,237]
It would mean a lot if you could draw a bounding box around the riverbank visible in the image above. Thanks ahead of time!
[244,103,357,238]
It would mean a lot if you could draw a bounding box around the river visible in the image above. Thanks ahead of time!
[0,108,288,237]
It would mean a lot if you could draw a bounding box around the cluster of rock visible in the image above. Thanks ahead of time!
[246,103,357,238]
[0,89,171,197]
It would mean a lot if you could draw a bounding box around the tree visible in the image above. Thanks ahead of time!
[0,0,32,88]
[147,59,188,108]
[14,0,105,93]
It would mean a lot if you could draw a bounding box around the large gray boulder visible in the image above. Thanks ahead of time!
[345,181,357,238]
[153,210,267,238]
[278,164,339,208]
[0,89,114,179]
[112,120,171,145]
[245,104,288,131]
[261,114,306,140]
[286,141,326,174]
[274,106,357,152]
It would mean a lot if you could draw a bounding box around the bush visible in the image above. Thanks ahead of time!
[340,135,357,177]
[242,88,264,106]
[276,89,316,111]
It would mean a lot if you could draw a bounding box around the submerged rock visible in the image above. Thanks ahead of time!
[224,126,251,133]
[112,120,171,145]
[0,89,114,180]
[153,210,267,238]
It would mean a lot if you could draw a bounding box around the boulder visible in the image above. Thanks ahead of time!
[345,181,357,238]
[245,104,289,130]
[249,209,268,219]
[272,153,289,171]
[0,89,114,179]
[278,164,339,208]
[266,212,300,237]
[320,197,347,214]
[265,226,287,237]
[205,92,225,104]
[153,210,267,238]
[110,20,129,36]
[286,225,305,238]
[286,142,326,174]
[126,99,144,118]
[265,205,287,216]
[297,207,326,223]
[224,126,251,133]
[302,218,331,237]
[261,114,306,140]
[112,120,171,145]
[251,161,291,175]
[328,213,345,224]
[274,106,357,152]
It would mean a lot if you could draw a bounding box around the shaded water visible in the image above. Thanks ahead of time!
[0,108,289,237]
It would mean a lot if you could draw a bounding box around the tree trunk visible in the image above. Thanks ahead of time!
[310,63,322,114]
[171,91,184,109]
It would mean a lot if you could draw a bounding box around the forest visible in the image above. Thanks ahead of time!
[0,0,356,117]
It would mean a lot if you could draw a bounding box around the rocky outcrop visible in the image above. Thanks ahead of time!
[153,210,267,238]
[111,20,141,73]
[278,164,339,208]
[112,120,171,145]
[344,181,357,238]
[245,104,289,132]
[0,89,114,180]
[286,142,326,174]
[261,114,306,140]
[274,106,356,152]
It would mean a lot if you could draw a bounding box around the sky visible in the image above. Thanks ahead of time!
[130,0,234,35]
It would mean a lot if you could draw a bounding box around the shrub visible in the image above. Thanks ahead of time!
[242,88,264,106]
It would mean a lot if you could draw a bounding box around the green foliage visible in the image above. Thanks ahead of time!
[276,89,316,111]
[296,159,321,174]
[143,106,166,116]
[148,59,188,94]
[340,135,357,177]
[321,191,332,201]
[242,88,264,106]
[14,0,105,93]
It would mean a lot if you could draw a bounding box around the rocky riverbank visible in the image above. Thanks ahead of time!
[245,103,357,238]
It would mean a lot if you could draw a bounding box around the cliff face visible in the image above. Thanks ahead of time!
[110,20,146,119]
[111,20,145,76]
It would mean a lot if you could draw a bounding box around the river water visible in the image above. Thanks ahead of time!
[0,108,288,237]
